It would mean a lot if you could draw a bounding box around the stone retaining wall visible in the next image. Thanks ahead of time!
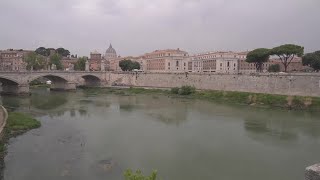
[119,73,320,97]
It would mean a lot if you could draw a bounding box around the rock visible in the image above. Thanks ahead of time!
[305,164,320,180]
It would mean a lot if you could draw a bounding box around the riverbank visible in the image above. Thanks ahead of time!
[81,86,320,111]
[0,112,41,178]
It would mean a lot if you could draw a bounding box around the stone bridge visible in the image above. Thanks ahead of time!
[0,71,133,94]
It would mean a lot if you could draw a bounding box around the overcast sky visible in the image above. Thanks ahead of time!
[0,0,319,56]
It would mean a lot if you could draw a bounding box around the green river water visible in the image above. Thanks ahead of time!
[1,88,320,180]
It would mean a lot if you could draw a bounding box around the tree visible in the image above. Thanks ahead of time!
[35,47,50,56]
[56,48,70,57]
[119,59,141,71]
[49,54,63,70]
[132,61,141,70]
[268,64,280,72]
[24,52,46,70]
[302,51,320,71]
[246,48,270,72]
[74,57,86,71]
[269,44,304,72]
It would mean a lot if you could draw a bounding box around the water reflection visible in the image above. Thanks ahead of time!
[2,88,320,180]
[244,116,298,145]
[78,109,87,116]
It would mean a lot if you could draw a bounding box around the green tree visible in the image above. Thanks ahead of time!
[49,54,63,70]
[268,64,281,72]
[246,48,270,72]
[74,57,86,71]
[132,61,141,70]
[24,52,46,70]
[56,48,70,57]
[119,59,141,71]
[35,47,50,56]
[124,169,158,180]
[269,44,304,72]
[302,51,320,71]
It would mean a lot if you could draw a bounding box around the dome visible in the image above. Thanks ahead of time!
[106,44,116,54]
[105,44,117,60]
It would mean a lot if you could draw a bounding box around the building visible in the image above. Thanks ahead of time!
[191,51,239,73]
[269,57,306,72]
[61,56,78,70]
[105,44,117,60]
[144,48,190,72]
[89,50,102,71]
[191,51,276,73]
[0,49,30,71]
[104,44,120,71]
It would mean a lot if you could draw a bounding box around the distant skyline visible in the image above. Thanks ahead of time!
[0,0,319,56]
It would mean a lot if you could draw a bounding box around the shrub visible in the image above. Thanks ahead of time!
[124,169,158,180]
[179,85,196,95]
[268,64,280,72]
[171,87,180,94]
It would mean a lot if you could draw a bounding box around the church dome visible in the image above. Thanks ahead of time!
[106,44,116,55]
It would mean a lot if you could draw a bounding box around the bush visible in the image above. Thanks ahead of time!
[179,85,196,95]
[124,169,158,180]
[171,87,180,94]
[268,64,280,72]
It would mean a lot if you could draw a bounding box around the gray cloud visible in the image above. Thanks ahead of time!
[0,0,319,56]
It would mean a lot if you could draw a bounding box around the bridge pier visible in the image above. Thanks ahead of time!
[65,82,77,91]
[0,84,30,95]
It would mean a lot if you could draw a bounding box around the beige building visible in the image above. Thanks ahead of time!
[191,51,240,73]
[145,48,190,72]
[0,49,30,71]
[191,50,306,73]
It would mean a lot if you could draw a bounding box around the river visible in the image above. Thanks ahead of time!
[1,88,320,180]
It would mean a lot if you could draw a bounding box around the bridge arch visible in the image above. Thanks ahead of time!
[0,76,19,85]
[29,74,75,91]
[81,74,102,87]
[29,74,69,84]
[0,76,24,95]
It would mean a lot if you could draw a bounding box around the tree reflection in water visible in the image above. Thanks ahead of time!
[244,116,298,144]
[30,92,68,110]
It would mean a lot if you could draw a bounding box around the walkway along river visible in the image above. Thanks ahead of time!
[1,87,320,180]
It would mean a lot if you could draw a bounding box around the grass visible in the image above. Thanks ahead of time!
[6,112,41,133]
[0,112,41,159]
[80,86,320,111]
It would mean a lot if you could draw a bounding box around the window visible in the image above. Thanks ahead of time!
[176,61,179,66]
[168,62,170,66]
[227,62,230,67]
[184,62,186,66]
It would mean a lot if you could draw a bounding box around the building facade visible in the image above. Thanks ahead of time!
[61,56,78,70]
[0,49,30,71]
[144,48,190,72]
[89,50,102,71]
[190,51,291,73]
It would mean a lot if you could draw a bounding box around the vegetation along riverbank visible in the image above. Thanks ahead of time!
[0,112,41,178]
[81,86,320,111]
